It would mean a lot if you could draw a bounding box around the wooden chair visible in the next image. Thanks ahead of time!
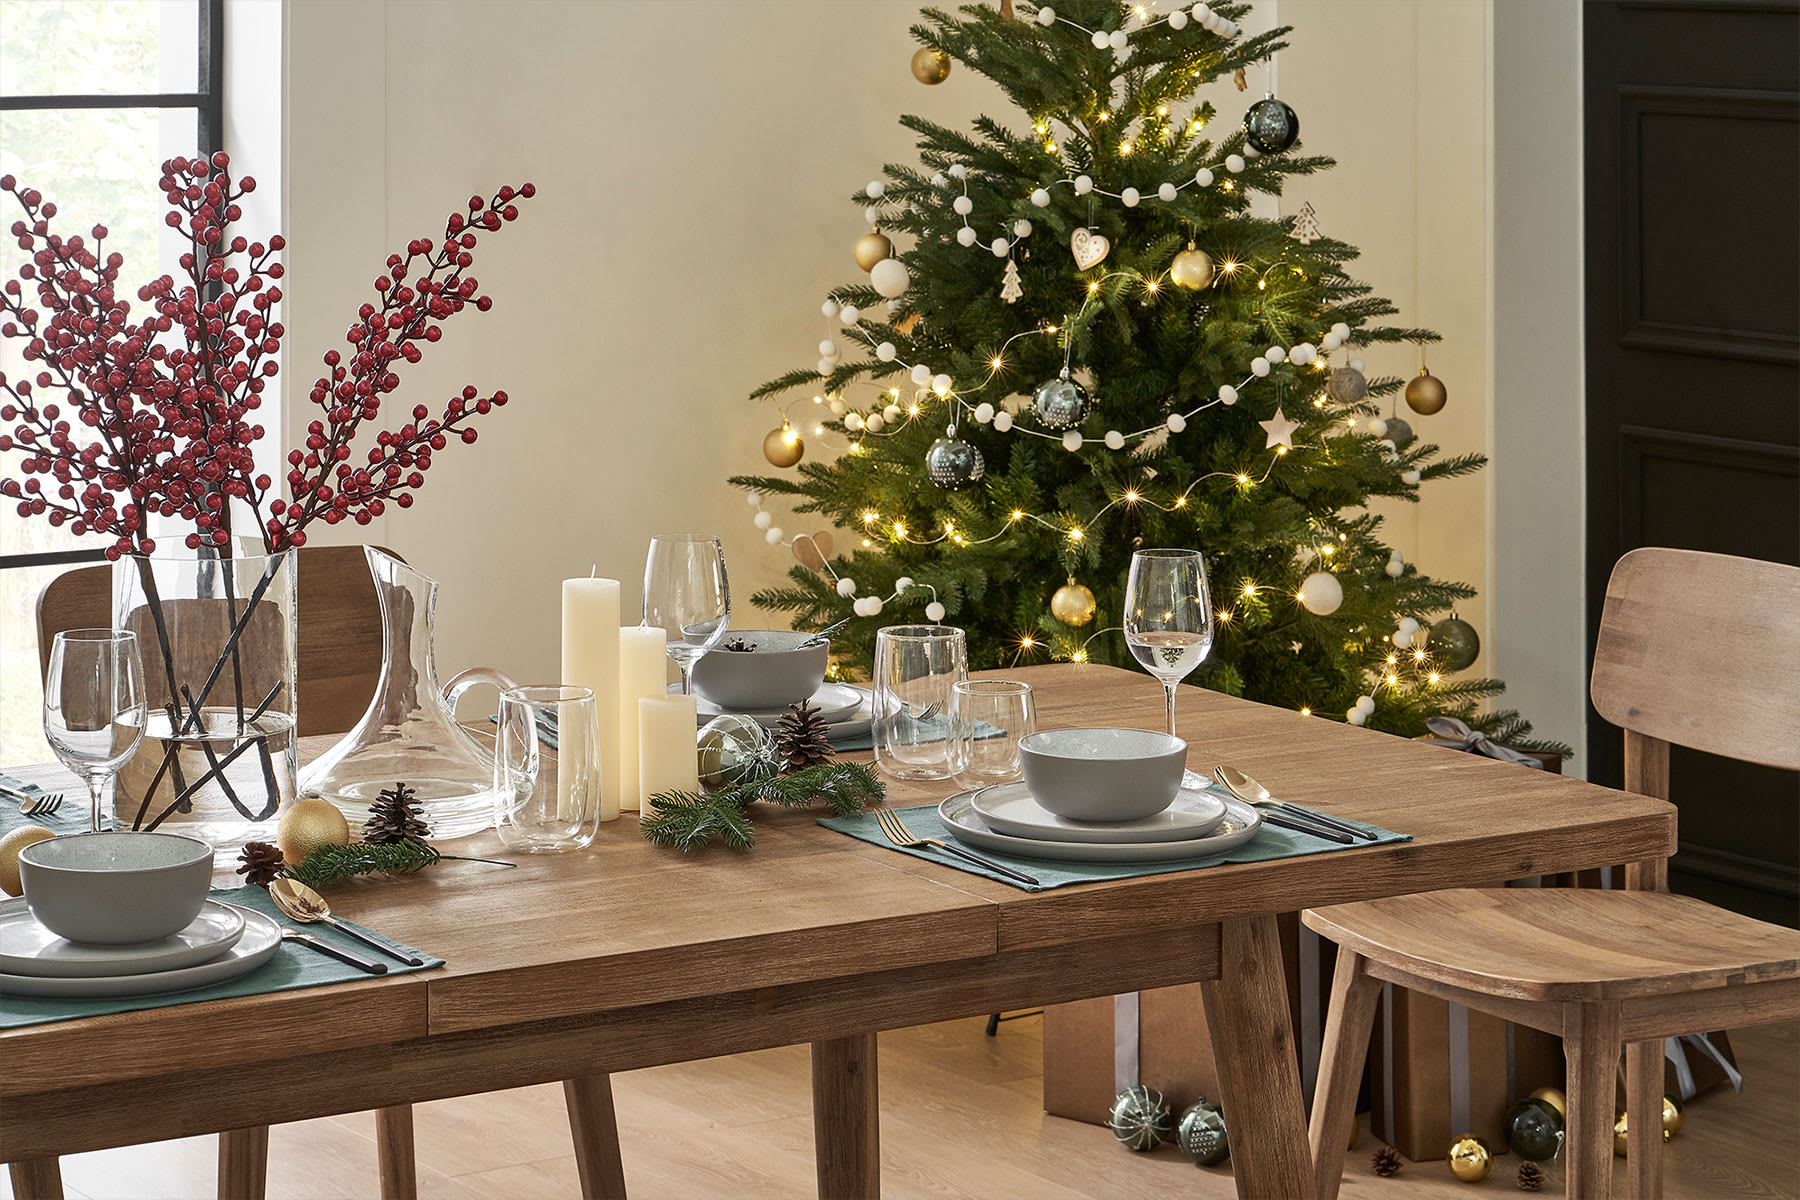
[1303,548,1800,1200]
[29,546,630,1200]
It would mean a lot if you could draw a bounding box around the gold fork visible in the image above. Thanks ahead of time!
[873,806,1040,886]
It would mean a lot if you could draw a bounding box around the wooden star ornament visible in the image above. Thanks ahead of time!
[1260,407,1299,450]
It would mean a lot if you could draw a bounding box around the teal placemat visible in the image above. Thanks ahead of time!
[819,800,1410,892]
[1,772,111,838]
[1,775,442,1031]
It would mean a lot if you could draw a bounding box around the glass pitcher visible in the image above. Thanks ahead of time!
[298,548,516,839]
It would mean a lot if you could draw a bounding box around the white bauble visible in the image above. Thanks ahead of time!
[1121,187,1140,207]
[876,341,897,361]
[870,258,910,298]
[952,195,973,216]
[839,305,860,325]
[1347,708,1367,726]
[866,180,884,199]
[1158,182,1178,202]
[1168,9,1187,29]
[819,339,839,358]
[883,404,902,421]
[1266,345,1287,364]
[753,510,773,530]
[1218,384,1238,406]
[1013,218,1033,237]
[817,358,835,376]
[765,527,784,545]
[1225,154,1245,173]
[836,577,857,597]
[1074,174,1093,195]
[1251,357,1271,377]
[1104,430,1125,450]
[925,601,946,621]
[973,402,996,423]
[1062,430,1083,451]
[1401,469,1421,485]
[1298,571,1344,615]
[956,226,978,247]
[1166,412,1187,433]
[1194,167,1214,187]
[864,413,885,433]
[993,410,1015,432]
[895,576,913,591]
[1031,188,1051,207]
[931,373,953,396]
[991,237,1010,257]
[746,491,763,508]
[911,363,932,384]
[1369,418,1388,438]
[1331,321,1351,339]
[1108,29,1128,49]
[1037,5,1056,25]
[1385,558,1405,578]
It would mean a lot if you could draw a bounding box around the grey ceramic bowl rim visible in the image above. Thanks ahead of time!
[706,630,829,657]
[1018,727,1188,760]
[19,830,214,874]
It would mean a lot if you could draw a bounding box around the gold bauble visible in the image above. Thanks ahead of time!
[0,825,56,897]
[1050,581,1098,627]
[763,424,804,468]
[1446,1134,1492,1182]
[277,797,351,866]
[1662,1094,1684,1140]
[1527,1086,1566,1123]
[1405,368,1447,415]
[1613,1110,1630,1157]
[854,231,893,273]
[1169,245,1215,290]
[910,47,951,85]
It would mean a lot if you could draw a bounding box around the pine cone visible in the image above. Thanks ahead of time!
[1371,1144,1402,1177]
[236,841,286,887]
[774,701,834,773]
[1516,1161,1545,1192]
[364,782,430,845]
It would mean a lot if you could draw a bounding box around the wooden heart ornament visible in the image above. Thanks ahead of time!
[1070,227,1110,270]
[792,531,835,573]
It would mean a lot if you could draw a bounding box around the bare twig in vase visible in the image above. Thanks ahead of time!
[142,682,285,831]
[181,685,259,821]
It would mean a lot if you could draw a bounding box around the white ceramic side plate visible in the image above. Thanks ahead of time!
[678,681,866,725]
[938,791,1264,863]
[0,897,246,979]
[0,905,279,998]
[971,782,1228,844]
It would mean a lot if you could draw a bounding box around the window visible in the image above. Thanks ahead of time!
[0,0,222,764]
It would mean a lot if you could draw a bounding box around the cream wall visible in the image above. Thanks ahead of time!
[265,0,1584,752]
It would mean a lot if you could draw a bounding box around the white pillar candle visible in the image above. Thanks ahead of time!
[562,577,621,822]
[619,626,669,811]
[639,694,699,815]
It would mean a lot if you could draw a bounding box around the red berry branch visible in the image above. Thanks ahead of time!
[0,151,534,558]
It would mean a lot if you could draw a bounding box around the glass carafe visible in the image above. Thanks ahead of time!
[298,548,516,839]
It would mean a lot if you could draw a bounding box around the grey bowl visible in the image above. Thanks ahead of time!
[689,630,830,711]
[19,831,213,945]
[1017,727,1189,822]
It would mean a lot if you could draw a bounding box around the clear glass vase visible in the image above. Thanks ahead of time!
[297,547,515,840]
[112,544,298,856]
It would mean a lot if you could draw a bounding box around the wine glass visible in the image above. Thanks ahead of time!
[1124,548,1215,747]
[642,533,731,694]
[43,629,149,832]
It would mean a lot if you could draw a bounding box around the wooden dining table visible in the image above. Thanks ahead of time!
[1,663,1675,1200]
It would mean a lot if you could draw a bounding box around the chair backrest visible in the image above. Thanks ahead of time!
[1591,547,1800,771]
[36,544,400,738]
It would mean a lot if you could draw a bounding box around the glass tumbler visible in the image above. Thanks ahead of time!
[494,685,602,852]
[948,679,1035,789]
[872,625,968,780]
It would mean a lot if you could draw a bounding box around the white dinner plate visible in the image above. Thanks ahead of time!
[937,791,1264,864]
[678,681,866,726]
[970,782,1229,844]
[0,897,246,979]
[0,906,279,999]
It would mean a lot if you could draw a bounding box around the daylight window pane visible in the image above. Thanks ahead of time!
[0,0,199,97]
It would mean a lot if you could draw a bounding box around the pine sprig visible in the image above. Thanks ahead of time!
[641,762,886,852]
[283,841,515,888]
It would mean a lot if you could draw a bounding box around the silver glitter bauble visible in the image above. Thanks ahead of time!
[925,429,986,490]
[1108,1085,1172,1152]
[1244,94,1299,153]
[1326,366,1367,406]
[1033,373,1091,430]
[1177,1099,1230,1165]
[696,714,776,789]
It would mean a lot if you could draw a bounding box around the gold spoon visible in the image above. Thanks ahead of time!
[268,877,426,966]
[1213,765,1377,842]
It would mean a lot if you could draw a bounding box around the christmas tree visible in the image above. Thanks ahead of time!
[734,0,1563,746]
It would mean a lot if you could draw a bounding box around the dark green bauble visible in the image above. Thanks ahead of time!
[1427,614,1481,671]
[1176,1099,1230,1165]
[925,431,985,490]
[1503,1099,1564,1163]
[1243,94,1299,153]
[1033,373,1091,430]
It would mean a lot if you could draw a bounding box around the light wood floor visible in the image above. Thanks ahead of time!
[10,1018,1796,1199]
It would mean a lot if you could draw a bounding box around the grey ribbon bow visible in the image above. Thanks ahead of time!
[1425,716,1545,768]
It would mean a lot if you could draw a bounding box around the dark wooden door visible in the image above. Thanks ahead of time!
[1585,1,1800,925]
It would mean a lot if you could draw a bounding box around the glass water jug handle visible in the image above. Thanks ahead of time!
[442,666,520,720]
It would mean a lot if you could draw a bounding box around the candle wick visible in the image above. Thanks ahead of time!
[590,564,597,578]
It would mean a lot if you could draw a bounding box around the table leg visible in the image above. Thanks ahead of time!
[1199,915,1312,1200]
[217,1125,269,1200]
[7,1158,64,1200]
[1308,949,1381,1200]
[563,1074,629,1200]
[811,1033,880,1200]
[1564,1001,1623,1200]
[375,1105,418,1200]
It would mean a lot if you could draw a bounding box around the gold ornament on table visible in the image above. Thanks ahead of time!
[1446,1134,1493,1182]
[1169,243,1215,290]
[763,422,804,468]
[1405,364,1448,415]
[1051,580,1098,627]
[1613,1109,1630,1157]
[854,229,893,273]
[1527,1086,1566,1123]
[911,47,951,85]
[1662,1094,1684,1139]
[0,825,55,897]
[276,796,351,865]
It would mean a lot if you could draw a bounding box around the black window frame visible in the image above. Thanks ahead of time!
[0,0,224,571]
